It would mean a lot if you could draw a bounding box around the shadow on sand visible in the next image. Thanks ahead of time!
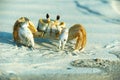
[0,31,57,49]
[74,0,103,16]
[100,0,108,4]
[74,0,120,24]
[35,38,58,49]
[0,32,15,45]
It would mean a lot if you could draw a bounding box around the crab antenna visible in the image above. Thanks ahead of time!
[56,15,60,20]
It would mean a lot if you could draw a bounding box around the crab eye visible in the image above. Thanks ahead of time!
[56,15,60,20]
[46,13,49,19]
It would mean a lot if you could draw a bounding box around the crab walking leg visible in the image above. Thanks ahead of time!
[28,21,37,36]
[59,39,67,50]
[74,32,83,51]
[59,28,68,50]
[59,40,62,49]
[31,35,35,48]
[81,28,87,50]
[68,24,86,51]
[61,39,67,50]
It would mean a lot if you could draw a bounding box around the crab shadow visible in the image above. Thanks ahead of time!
[35,38,58,49]
[0,32,15,45]
[74,0,102,16]
[0,31,58,48]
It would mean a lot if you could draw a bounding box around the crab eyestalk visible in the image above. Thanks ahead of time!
[46,13,50,23]
[54,15,60,26]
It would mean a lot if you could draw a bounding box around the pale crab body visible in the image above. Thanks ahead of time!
[37,14,65,40]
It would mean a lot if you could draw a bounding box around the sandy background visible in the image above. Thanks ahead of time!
[0,0,120,80]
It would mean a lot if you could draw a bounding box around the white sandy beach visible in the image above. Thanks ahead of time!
[0,0,120,80]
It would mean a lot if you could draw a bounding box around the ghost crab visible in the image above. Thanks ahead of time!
[13,13,86,51]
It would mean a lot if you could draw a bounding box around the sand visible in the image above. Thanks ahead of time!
[0,0,120,80]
